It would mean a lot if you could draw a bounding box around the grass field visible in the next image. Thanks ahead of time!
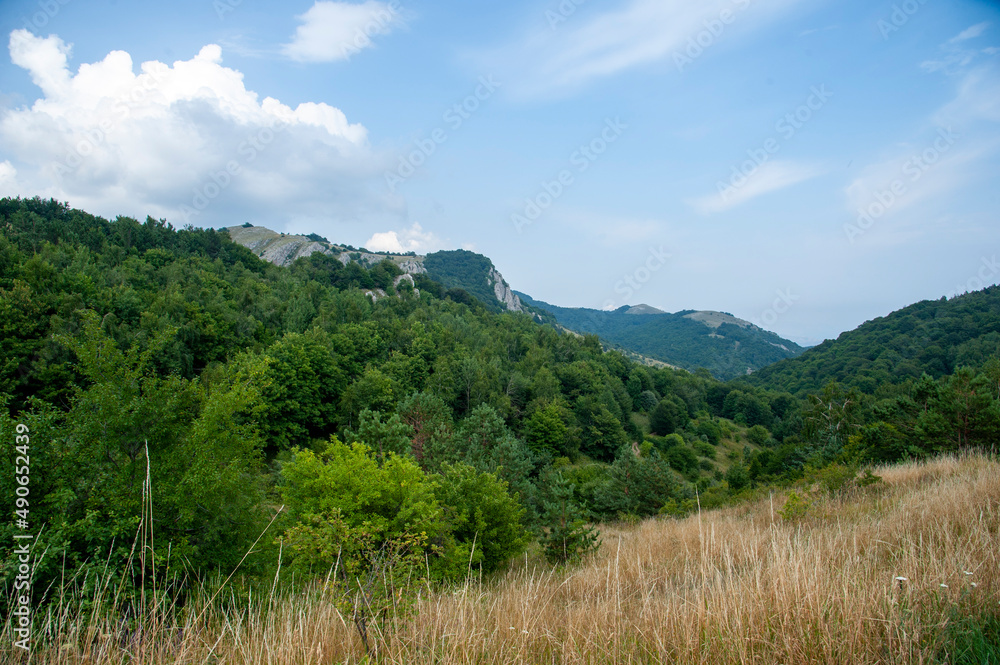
[4,453,998,664]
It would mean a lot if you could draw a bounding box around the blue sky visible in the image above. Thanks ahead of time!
[1,0,998,345]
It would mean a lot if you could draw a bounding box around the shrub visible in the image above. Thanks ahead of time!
[432,463,528,575]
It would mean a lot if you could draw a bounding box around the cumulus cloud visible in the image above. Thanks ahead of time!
[0,30,400,228]
[479,0,804,98]
[364,222,443,253]
[283,1,403,63]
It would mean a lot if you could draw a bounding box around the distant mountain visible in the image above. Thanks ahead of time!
[747,286,1000,396]
[422,249,523,314]
[517,293,804,380]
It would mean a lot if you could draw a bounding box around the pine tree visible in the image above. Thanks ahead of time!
[539,470,600,564]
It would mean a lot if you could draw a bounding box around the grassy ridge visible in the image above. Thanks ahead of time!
[5,453,997,664]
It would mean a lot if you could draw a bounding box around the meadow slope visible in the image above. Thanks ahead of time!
[5,453,998,664]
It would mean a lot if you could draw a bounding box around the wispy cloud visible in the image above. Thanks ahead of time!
[478,0,804,99]
[949,21,990,43]
[689,160,823,214]
[922,21,993,74]
[282,1,403,63]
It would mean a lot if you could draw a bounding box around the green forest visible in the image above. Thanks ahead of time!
[516,293,804,380]
[1,196,999,610]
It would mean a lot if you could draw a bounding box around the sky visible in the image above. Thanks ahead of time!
[1,0,999,346]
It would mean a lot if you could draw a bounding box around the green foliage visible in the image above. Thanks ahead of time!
[593,447,685,517]
[538,470,600,565]
[0,312,269,598]
[423,249,511,313]
[257,329,346,450]
[347,409,414,461]
[725,461,750,491]
[777,491,813,521]
[750,286,1000,396]
[523,402,569,456]
[650,396,687,435]
[747,424,771,447]
[692,440,716,459]
[432,463,528,575]
[695,419,721,444]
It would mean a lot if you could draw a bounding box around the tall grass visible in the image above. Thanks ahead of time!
[4,453,998,664]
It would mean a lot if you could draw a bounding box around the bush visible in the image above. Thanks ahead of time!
[747,424,771,447]
[279,439,453,577]
[693,441,716,459]
[432,463,529,575]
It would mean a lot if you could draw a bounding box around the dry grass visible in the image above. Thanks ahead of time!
[5,453,998,664]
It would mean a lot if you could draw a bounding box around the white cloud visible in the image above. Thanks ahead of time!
[934,67,1000,125]
[689,160,823,214]
[0,160,17,195]
[0,30,400,229]
[923,23,994,74]
[480,0,803,98]
[949,22,990,44]
[283,1,402,63]
[842,132,993,228]
[365,222,442,253]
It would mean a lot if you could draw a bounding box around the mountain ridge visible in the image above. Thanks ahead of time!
[517,293,805,380]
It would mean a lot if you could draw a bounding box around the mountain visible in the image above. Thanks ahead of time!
[747,286,1000,396]
[225,226,524,313]
[421,249,523,314]
[225,224,426,274]
[517,293,804,380]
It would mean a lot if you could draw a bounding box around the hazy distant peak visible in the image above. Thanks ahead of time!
[683,310,754,330]
[625,304,666,315]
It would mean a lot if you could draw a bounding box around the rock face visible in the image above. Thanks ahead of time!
[488,267,523,313]
[226,226,335,265]
[227,226,522,314]
[398,260,427,275]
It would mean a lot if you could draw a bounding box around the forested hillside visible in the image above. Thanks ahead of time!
[423,249,523,313]
[748,287,1000,396]
[518,293,804,380]
[0,197,724,595]
[2,197,998,617]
